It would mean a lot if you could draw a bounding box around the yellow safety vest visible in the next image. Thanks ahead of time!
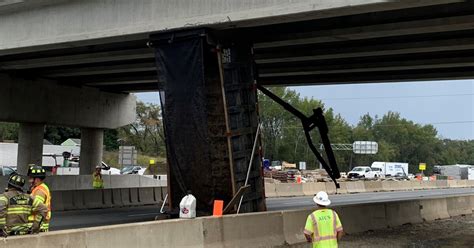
[304,209,343,248]
[93,173,104,189]
[28,183,51,232]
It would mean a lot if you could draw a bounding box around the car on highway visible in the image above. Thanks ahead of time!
[0,166,15,176]
[286,169,300,182]
[347,166,380,179]
[120,165,146,175]
[102,167,121,175]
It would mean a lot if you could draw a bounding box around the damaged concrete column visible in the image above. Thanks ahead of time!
[151,29,265,214]
[17,123,45,175]
[79,128,104,175]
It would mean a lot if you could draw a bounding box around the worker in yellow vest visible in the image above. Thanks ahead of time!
[304,191,344,248]
[92,165,104,189]
[27,165,51,232]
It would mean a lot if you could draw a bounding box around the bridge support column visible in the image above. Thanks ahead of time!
[17,123,44,175]
[151,29,265,214]
[79,128,103,175]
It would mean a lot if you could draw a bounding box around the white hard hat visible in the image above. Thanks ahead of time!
[313,191,331,206]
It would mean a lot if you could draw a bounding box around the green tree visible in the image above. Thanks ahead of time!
[44,126,80,145]
[258,87,353,170]
[104,129,119,151]
[0,122,19,141]
[118,101,165,156]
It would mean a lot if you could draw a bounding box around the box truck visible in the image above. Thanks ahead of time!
[371,162,409,177]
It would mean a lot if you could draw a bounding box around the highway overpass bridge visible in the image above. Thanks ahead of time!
[1,0,474,214]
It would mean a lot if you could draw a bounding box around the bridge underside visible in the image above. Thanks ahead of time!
[2,1,474,214]
[2,1,474,92]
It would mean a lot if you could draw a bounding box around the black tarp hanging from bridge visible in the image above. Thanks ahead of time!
[150,29,266,215]
[150,29,233,214]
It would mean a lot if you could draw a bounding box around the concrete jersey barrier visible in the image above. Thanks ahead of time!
[302,182,326,196]
[3,195,471,248]
[275,183,303,197]
[266,180,474,198]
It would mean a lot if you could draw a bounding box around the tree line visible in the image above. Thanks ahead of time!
[1,90,472,173]
[259,87,474,173]
[0,101,166,159]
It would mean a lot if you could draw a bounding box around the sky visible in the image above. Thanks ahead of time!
[135,80,474,140]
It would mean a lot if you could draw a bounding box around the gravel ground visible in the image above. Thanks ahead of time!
[339,214,474,248]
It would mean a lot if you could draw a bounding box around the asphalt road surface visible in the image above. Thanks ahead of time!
[50,188,474,231]
[266,187,474,211]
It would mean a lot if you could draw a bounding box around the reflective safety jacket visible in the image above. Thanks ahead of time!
[304,209,343,248]
[0,189,48,235]
[93,173,104,189]
[28,182,51,232]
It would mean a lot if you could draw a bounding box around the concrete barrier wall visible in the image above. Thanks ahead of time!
[468,180,474,187]
[334,202,387,233]
[275,183,303,197]
[47,187,165,211]
[335,182,348,194]
[446,196,472,217]
[436,180,448,188]
[45,176,77,190]
[419,198,450,221]
[324,182,337,195]
[302,182,326,196]
[420,181,437,189]
[108,175,140,188]
[266,180,474,198]
[471,195,474,211]
[364,181,382,192]
[265,183,277,197]
[5,195,471,248]
[44,175,165,191]
[346,181,365,194]
[385,200,423,226]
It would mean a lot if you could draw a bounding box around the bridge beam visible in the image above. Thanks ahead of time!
[0,73,136,129]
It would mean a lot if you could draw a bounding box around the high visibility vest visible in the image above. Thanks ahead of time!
[304,209,343,248]
[93,173,104,189]
[28,183,51,231]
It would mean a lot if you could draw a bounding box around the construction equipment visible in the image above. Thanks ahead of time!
[257,85,341,188]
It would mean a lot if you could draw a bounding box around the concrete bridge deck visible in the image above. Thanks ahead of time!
[1,1,473,92]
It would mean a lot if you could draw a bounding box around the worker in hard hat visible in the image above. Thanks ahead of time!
[27,165,51,232]
[92,165,104,189]
[0,174,48,236]
[144,159,157,176]
[304,191,343,248]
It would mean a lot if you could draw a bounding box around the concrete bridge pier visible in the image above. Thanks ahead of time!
[16,122,45,175]
[79,128,104,175]
[151,29,265,214]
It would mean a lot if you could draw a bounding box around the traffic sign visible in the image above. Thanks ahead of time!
[419,163,426,171]
[353,141,378,154]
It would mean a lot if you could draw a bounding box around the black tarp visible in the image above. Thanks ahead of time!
[151,30,231,214]
[151,29,266,215]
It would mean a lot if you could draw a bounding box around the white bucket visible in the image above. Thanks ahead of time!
[179,194,196,218]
